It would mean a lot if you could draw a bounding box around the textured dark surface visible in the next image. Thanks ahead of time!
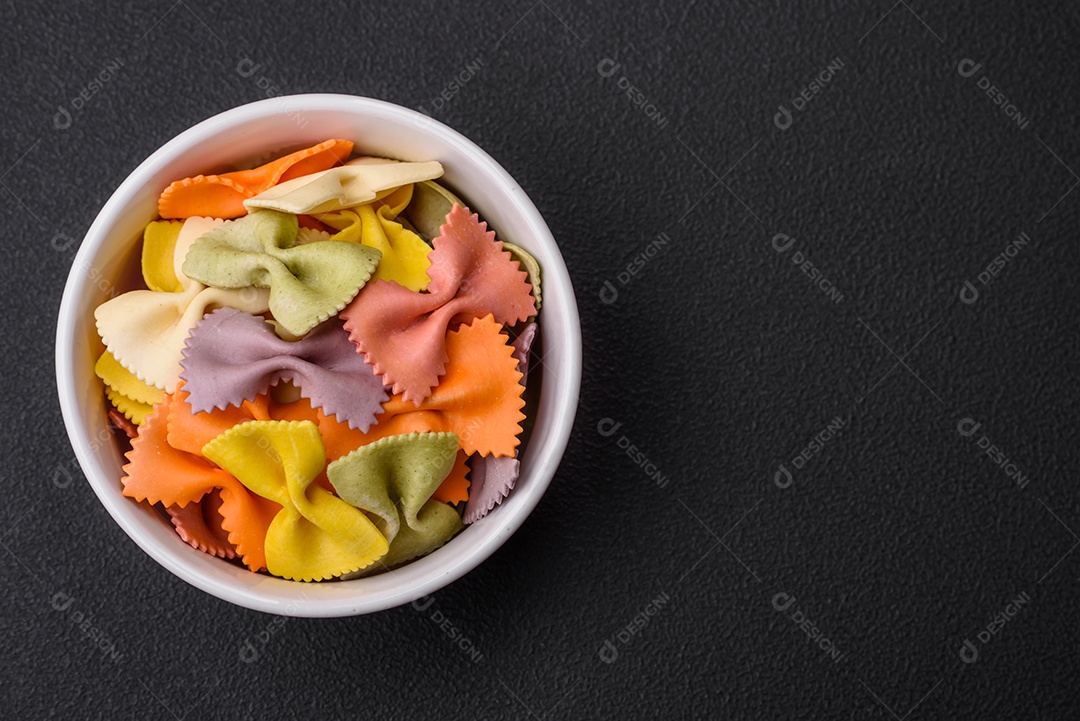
[3,1,1079,718]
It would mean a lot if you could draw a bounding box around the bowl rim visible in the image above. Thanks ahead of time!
[55,93,581,616]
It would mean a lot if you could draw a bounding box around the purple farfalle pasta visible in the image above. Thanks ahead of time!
[511,322,538,384]
[179,307,389,431]
[463,456,520,524]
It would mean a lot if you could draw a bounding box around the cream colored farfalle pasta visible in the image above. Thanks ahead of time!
[95,217,270,392]
[242,157,444,215]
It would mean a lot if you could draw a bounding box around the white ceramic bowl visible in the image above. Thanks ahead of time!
[56,94,581,617]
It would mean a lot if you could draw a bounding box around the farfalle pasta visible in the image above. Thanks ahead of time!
[243,157,444,215]
[96,281,271,392]
[95,215,270,392]
[463,323,538,523]
[180,210,380,336]
[341,204,536,404]
[308,314,526,460]
[95,350,164,425]
[93,138,542,582]
[464,456,521,525]
[318,184,434,291]
[180,308,388,431]
[107,409,138,439]
[121,395,282,571]
[167,490,236,560]
[158,139,354,219]
[327,432,464,570]
[203,421,389,582]
[141,220,185,292]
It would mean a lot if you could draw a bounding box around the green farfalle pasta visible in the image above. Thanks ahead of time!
[327,432,464,570]
[502,242,542,312]
[181,209,381,336]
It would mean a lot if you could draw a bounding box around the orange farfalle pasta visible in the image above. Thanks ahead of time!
[432,451,470,505]
[315,314,525,461]
[122,394,281,571]
[168,384,344,492]
[166,384,272,455]
[121,397,232,507]
[158,139,353,219]
[340,204,536,405]
[165,383,326,453]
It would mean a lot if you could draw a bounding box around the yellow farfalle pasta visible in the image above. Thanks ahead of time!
[319,185,433,291]
[95,350,164,406]
[201,420,389,582]
[95,350,164,425]
[105,386,154,425]
[140,220,184,293]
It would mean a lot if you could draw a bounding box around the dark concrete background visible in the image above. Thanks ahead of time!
[3,1,1079,718]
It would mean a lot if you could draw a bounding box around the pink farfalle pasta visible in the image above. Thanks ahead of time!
[180,307,389,432]
[107,409,138,439]
[341,203,536,405]
[167,490,236,559]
